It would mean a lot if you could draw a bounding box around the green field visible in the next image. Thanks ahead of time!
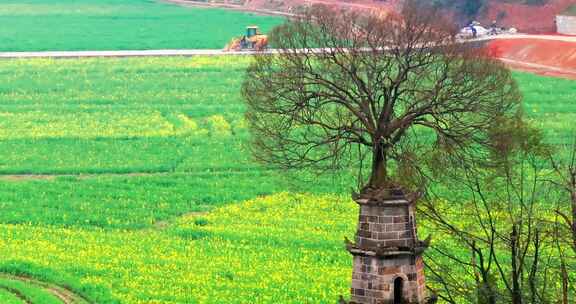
[0,56,573,303]
[0,57,354,229]
[0,290,21,304]
[0,0,282,51]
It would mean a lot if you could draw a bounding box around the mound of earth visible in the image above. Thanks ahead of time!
[481,0,575,34]
[487,37,576,79]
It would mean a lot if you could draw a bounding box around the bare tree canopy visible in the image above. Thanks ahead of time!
[242,1,522,193]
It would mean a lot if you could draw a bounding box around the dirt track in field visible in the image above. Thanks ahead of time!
[0,49,242,59]
[0,274,91,304]
[0,285,32,304]
[0,172,170,181]
[0,168,267,181]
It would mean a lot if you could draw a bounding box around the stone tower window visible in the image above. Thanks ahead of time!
[394,277,404,304]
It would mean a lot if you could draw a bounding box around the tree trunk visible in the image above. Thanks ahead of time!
[472,243,497,304]
[570,169,576,254]
[510,225,522,304]
[369,142,388,188]
[561,258,569,304]
[528,230,540,304]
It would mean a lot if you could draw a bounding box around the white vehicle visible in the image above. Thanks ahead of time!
[457,25,489,39]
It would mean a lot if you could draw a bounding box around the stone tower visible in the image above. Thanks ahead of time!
[345,189,430,304]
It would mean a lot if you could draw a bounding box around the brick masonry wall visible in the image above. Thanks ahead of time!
[350,255,427,304]
[350,199,427,304]
[355,204,417,249]
[557,15,576,35]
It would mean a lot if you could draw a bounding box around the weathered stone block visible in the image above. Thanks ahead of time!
[398,231,412,239]
[351,295,368,303]
[372,223,385,232]
[393,216,408,223]
[381,283,390,292]
[378,216,394,224]
[352,279,365,289]
[385,223,406,232]
[377,232,398,240]
[381,207,406,216]
[366,215,378,223]
[379,266,400,275]
[358,230,372,238]
[384,239,408,247]
[368,291,384,298]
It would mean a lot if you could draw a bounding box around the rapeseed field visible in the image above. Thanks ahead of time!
[0,55,573,303]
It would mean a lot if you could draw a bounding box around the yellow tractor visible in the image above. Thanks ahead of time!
[225,26,268,51]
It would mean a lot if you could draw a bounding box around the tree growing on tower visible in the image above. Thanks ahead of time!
[242,1,523,302]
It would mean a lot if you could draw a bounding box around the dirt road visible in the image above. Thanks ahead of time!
[0,34,572,58]
[0,35,574,79]
[0,49,248,59]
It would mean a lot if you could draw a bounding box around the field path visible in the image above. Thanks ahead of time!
[0,34,574,79]
[0,274,91,304]
[0,167,270,181]
[2,34,573,59]
[485,34,576,43]
[0,49,240,59]
[0,285,32,304]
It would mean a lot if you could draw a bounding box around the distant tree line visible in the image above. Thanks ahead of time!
[423,0,486,20]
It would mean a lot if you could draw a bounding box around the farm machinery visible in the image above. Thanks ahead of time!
[225,26,268,51]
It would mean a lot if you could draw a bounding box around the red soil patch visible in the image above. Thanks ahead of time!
[487,37,576,79]
[481,0,575,34]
